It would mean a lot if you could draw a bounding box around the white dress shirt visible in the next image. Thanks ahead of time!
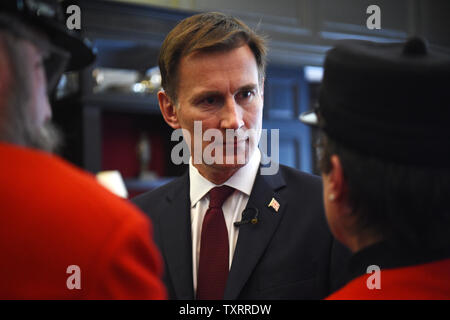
[189,149,261,294]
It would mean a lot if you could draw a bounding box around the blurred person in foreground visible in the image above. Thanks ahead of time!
[0,0,166,299]
[300,37,450,299]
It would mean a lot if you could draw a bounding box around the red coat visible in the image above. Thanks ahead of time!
[327,258,450,300]
[0,142,166,299]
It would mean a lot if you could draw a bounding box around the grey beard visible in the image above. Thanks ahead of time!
[0,113,63,154]
[28,120,63,153]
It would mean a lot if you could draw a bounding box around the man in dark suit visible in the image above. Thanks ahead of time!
[133,12,349,300]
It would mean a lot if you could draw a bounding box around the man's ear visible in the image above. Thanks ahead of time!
[259,77,265,97]
[158,90,181,129]
[327,154,346,203]
[323,154,358,251]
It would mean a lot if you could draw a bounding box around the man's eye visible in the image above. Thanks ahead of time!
[205,97,216,104]
[200,96,220,106]
[238,90,254,100]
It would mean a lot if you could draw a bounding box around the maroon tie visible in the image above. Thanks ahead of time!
[196,185,235,300]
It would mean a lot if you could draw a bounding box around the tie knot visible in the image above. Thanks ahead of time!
[209,186,234,208]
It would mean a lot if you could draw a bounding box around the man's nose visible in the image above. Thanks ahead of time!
[39,96,52,126]
[220,98,243,130]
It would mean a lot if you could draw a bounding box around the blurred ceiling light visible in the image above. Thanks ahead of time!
[304,66,323,82]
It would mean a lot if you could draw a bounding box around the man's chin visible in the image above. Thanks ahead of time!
[208,153,249,170]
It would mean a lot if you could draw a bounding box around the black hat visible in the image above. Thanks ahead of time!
[300,37,450,168]
[0,0,95,71]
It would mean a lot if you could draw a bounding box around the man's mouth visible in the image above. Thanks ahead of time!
[224,138,247,146]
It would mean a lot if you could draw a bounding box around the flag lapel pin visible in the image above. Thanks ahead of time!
[268,197,280,212]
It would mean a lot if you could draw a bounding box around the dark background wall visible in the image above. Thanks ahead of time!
[52,0,450,197]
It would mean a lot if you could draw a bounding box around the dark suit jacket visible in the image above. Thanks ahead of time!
[133,164,350,299]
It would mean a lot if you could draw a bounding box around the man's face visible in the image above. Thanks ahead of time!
[23,41,52,128]
[1,37,60,152]
[167,44,264,175]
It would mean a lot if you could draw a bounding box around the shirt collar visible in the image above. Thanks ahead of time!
[189,149,261,208]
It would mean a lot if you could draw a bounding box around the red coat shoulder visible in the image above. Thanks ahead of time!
[0,143,166,299]
[326,259,450,300]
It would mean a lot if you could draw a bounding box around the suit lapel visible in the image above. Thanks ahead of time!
[224,166,287,299]
[159,172,195,299]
